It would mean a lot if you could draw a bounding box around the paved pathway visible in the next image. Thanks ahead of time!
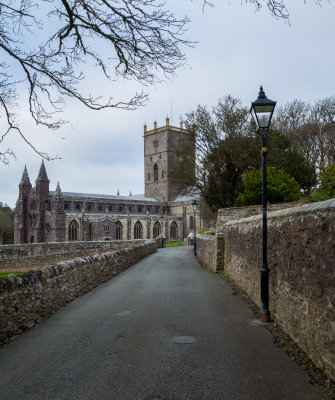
[0,246,329,399]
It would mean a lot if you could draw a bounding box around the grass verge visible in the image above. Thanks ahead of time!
[0,271,25,278]
[165,241,184,247]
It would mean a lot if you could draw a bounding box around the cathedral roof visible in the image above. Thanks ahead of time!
[19,165,31,186]
[36,160,49,182]
[49,191,163,203]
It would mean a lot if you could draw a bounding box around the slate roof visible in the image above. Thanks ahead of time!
[49,191,163,203]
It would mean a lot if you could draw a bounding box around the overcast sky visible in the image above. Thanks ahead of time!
[1,0,334,208]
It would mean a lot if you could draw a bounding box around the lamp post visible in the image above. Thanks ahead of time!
[160,215,164,248]
[192,199,198,255]
[250,86,276,322]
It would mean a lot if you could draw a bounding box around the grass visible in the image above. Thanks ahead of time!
[0,271,25,278]
[165,241,184,248]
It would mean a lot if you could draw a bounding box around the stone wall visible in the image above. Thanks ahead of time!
[0,240,157,345]
[0,240,144,261]
[219,198,335,380]
[196,234,218,272]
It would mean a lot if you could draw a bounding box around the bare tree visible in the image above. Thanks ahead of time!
[0,0,192,163]
[274,97,335,172]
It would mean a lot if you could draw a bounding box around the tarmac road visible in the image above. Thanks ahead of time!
[0,246,329,400]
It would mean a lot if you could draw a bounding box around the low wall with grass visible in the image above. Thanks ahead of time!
[0,240,145,270]
[0,240,156,345]
[218,198,335,380]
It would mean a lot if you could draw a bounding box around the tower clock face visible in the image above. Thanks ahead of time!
[152,154,159,162]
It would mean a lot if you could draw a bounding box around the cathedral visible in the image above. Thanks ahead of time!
[14,118,212,244]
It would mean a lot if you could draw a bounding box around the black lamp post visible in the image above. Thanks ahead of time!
[160,215,164,248]
[250,86,276,322]
[192,199,198,255]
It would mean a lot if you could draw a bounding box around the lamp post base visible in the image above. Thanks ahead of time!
[259,310,270,322]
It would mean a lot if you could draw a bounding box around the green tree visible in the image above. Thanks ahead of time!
[317,164,335,199]
[238,167,301,206]
[0,203,14,244]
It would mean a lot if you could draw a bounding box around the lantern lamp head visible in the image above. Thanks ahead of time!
[250,86,276,132]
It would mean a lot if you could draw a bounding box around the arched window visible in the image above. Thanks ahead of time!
[108,205,114,212]
[134,221,143,239]
[138,206,143,213]
[75,203,81,211]
[64,203,69,210]
[161,170,165,178]
[116,221,123,240]
[155,207,159,213]
[148,173,150,181]
[170,222,178,239]
[69,220,79,241]
[189,216,194,230]
[153,164,158,182]
[104,223,110,233]
[46,224,51,234]
[30,201,36,211]
[118,205,123,212]
[128,206,132,212]
[153,221,161,238]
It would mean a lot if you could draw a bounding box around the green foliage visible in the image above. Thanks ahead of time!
[319,164,335,198]
[0,202,14,244]
[238,167,301,206]
[165,241,184,247]
[0,271,24,278]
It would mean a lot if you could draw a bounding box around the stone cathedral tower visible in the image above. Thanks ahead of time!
[144,117,184,202]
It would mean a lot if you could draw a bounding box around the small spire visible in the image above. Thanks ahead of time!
[53,182,63,198]
[36,160,49,182]
[20,165,31,186]
[117,189,120,196]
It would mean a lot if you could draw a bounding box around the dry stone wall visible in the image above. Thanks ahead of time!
[0,240,144,260]
[196,235,218,272]
[220,199,335,380]
[0,240,157,345]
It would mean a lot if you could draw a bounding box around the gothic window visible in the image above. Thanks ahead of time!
[155,207,159,213]
[170,222,178,239]
[189,216,194,230]
[148,173,150,181]
[75,203,81,211]
[87,204,92,211]
[98,204,103,211]
[46,224,51,234]
[118,205,123,212]
[128,206,132,212]
[108,205,114,212]
[153,139,158,148]
[161,170,165,178]
[116,221,123,240]
[69,220,79,241]
[30,200,36,211]
[104,224,110,233]
[45,200,51,211]
[64,203,69,210]
[163,207,166,215]
[147,206,151,213]
[153,221,161,238]
[138,206,143,213]
[134,221,143,239]
[150,156,152,161]
[153,164,158,181]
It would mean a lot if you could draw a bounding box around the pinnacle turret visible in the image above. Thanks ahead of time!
[19,165,31,186]
[36,160,49,182]
[53,182,63,198]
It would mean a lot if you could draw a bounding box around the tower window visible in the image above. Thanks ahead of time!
[104,223,110,233]
[154,164,158,182]
[148,173,150,181]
